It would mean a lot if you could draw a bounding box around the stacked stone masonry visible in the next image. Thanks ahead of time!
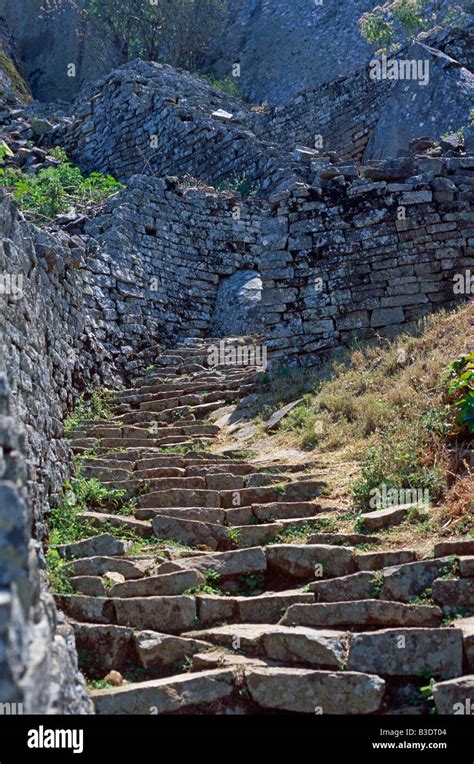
[0,53,473,712]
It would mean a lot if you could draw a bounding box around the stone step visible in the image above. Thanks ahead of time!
[72,623,133,673]
[134,631,212,669]
[225,501,326,525]
[71,576,108,597]
[103,476,208,494]
[346,628,463,678]
[77,512,154,538]
[354,550,417,571]
[64,556,155,579]
[310,572,377,602]
[184,623,348,667]
[108,569,204,597]
[151,515,232,550]
[433,675,474,714]
[57,533,130,560]
[359,504,428,530]
[434,539,474,557]
[281,600,443,628]
[266,544,354,580]
[155,546,267,578]
[136,506,226,525]
[380,557,454,602]
[432,578,474,609]
[91,668,236,714]
[308,533,380,546]
[243,667,385,714]
[139,488,221,509]
[196,589,314,626]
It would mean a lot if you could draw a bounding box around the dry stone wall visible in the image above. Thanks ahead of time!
[59,61,307,194]
[262,157,474,365]
[84,174,270,344]
[255,36,473,163]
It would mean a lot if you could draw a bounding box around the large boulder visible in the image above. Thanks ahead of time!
[210,270,262,337]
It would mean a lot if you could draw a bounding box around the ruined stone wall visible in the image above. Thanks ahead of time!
[0,193,93,712]
[60,61,307,194]
[254,70,392,163]
[262,156,474,366]
[85,174,271,344]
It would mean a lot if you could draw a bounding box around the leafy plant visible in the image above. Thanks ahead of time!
[0,150,123,223]
[226,528,241,547]
[215,173,262,198]
[442,352,474,435]
[351,428,446,512]
[65,390,116,432]
[43,0,230,71]
[46,548,74,594]
[359,0,428,51]
[369,571,385,598]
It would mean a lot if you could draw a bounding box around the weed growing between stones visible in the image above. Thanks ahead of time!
[65,390,116,431]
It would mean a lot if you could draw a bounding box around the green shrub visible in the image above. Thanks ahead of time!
[0,149,123,223]
[215,173,262,198]
[443,352,474,435]
[359,0,428,50]
[351,427,446,512]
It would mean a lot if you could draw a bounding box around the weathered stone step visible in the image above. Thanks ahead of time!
[308,533,380,546]
[266,544,354,579]
[243,667,385,714]
[310,572,377,602]
[57,593,198,632]
[64,556,155,579]
[72,623,135,674]
[77,511,153,538]
[432,675,474,714]
[79,465,134,481]
[432,578,474,609]
[136,506,227,525]
[380,557,455,602]
[72,437,210,452]
[196,589,314,626]
[139,488,221,509]
[152,515,232,550]
[155,546,267,578]
[184,623,348,667]
[91,668,236,714]
[103,476,208,494]
[134,631,212,669]
[354,549,417,571]
[282,600,443,628]
[359,504,429,530]
[347,628,463,678]
[115,381,257,406]
[108,569,204,598]
[57,533,130,560]
[434,539,474,557]
[226,501,325,525]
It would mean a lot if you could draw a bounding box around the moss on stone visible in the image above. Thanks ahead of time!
[0,45,31,102]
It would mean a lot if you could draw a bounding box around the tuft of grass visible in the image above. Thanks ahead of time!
[65,390,116,432]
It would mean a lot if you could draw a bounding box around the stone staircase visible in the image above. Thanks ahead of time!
[55,337,474,715]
